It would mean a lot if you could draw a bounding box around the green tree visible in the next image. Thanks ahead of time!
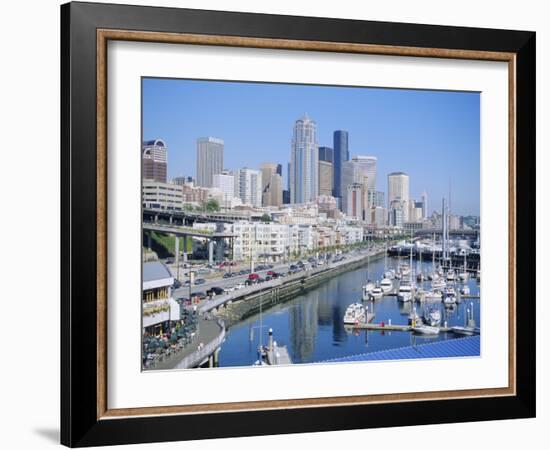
[260,213,271,223]
[204,198,220,212]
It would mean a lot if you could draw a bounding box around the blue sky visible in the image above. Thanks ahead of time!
[142,78,480,216]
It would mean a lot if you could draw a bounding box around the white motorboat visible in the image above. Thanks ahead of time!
[443,286,457,305]
[413,325,440,335]
[432,278,446,290]
[424,307,442,326]
[343,303,367,325]
[380,277,393,293]
[397,281,413,302]
[362,281,375,301]
[369,286,384,300]
[384,269,395,280]
[424,290,443,301]
[446,269,456,281]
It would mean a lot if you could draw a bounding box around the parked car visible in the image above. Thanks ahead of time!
[248,273,260,281]
[235,282,245,290]
[223,272,233,279]
[194,278,206,285]
[207,286,225,296]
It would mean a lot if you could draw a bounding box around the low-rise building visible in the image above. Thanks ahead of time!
[142,180,183,210]
[142,262,180,336]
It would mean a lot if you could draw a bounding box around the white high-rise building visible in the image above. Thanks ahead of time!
[352,156,377,201]
[212,171,235,207]
[421,191,428,219]
[196,137,224,187]
[290,114,318,204]
[388,172,410,222]
[233,168,262,207]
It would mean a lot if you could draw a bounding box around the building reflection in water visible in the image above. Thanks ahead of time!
[288,291,319,363]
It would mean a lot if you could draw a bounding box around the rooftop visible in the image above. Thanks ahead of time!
[143,261,172,282]
[318,335,480,363]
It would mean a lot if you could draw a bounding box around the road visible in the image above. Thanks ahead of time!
[170,246,384,300]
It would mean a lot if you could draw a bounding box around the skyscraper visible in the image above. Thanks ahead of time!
[342,160,369,217]
[421,191,428,219]
[212,171,235,207]
[353,156,377,191]
[290,114,318,204]
[233,167,262,207]
[260,162,283,207]
[318,160,334,197]
[333,130,349,207]
[347,156,377,207]
[388,172,410,222]
[318,146,334,163]
[196,137,224,187]
[142,139,168,183]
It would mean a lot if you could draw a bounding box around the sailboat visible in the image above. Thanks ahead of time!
[458,253,469,281]
[452,302,478,335]
[380,241,393,293]
[362,252,375,301]
[398,236,415,302]
[416,247,425,282]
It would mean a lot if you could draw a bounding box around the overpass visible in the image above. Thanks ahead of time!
[143,222,235,264]
[143,207,262,225]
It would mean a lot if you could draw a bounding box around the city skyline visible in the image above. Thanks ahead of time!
[142,78,480,216]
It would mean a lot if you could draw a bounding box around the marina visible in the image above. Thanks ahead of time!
[216,248,480,367]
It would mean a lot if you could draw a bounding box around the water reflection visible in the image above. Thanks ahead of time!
[217,256,481,367]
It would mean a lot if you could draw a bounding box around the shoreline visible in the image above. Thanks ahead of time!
[215,251,385,329]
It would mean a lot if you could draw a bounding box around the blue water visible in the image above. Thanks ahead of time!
[217,256,480,367]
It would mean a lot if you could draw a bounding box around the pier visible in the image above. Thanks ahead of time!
[349,323,453,332]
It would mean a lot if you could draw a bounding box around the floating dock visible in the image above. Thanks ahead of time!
[349,323,452,332]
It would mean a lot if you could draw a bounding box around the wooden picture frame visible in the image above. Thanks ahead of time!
[61,1,535,447]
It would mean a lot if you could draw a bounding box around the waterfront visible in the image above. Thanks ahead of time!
[217,256,480,367]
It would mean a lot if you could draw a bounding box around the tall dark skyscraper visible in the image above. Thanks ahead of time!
[276,163,283,176]
[333,130,349,205]
[318,146,334,163]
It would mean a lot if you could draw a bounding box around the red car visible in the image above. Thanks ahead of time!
[248,273,259,280]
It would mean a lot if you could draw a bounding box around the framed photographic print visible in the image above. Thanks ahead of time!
[61,1,536,447]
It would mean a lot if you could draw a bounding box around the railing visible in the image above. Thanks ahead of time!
[172,320,226,369]
[197,254,370,314]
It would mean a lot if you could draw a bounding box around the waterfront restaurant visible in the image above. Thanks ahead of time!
[142,261,180,336]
